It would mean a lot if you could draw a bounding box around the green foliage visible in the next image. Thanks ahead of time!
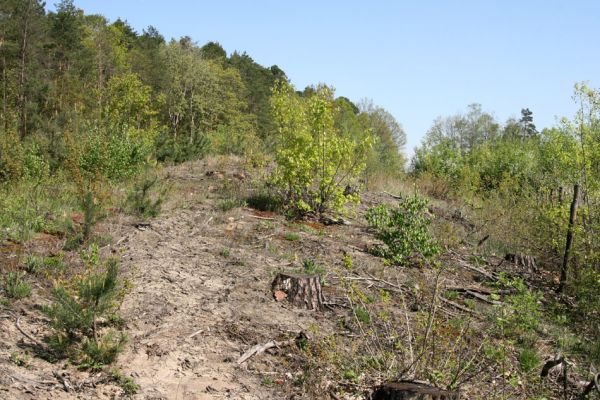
[110,369,140,396]
[284,232,300,241]
[246,191,282,212]
[518,347,540,373]
[43,257,126,367]
[125,173,165,218]
[302,259,326,284]
[219,248,231,257]
[218,197,244,212]
[352,306,371,324]
[23,254,66,275]
[490,276,542,342]
[366,195,440,266]
[78,126,151,182]
[3,271,32,300]
[270,81,372,216]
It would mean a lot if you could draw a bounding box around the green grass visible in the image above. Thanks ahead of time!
[518,347,540,373]
[218,198,244,212]
[3,272,31,299]
[284,232,300,241]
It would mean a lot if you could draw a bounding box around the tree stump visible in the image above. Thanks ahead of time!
[271,273,323,310]
[504,253,537,272]
[372,382,459,400]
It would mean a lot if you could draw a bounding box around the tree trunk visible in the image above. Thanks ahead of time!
[271,273,323,311]
[557,183,579,293]
[17,0,31,139]
[372,382,459,400]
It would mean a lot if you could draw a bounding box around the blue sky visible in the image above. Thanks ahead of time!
[51,1,600,156]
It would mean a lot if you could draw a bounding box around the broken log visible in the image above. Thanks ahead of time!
[271,273,324,310]
[372,381,459,400]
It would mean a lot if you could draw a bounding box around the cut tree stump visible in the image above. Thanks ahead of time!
[504,253,537,272]
[372,382,459,400]
[271,273,323,310]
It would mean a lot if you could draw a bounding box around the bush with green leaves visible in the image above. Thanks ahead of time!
[43,257,126,368]
[366,195,441,266]
[270,81,372,216]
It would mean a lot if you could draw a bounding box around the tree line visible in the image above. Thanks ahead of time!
[0,0,406,183]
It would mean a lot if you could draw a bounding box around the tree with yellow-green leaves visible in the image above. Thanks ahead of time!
[270,81,373,217]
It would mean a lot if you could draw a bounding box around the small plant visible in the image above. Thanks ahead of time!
[342,253,353,271]
[284,232,300,241]
[64,191,102,250]
[518,346,540,373]
[218,198,244,212]
[366,195,440,266]
[342,369,358,381]
[110,369,140,396]
[3,271,31,299]
[302,259,327,284]
[246,192,281,212]
[125,174,165,218]
[219,248,231,257]
[43,258,126,368]
[260,376,275,387]
[10,351,30,367]
[23,254,66,277]
[352,306,371,324]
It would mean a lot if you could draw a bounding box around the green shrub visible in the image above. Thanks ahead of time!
[270,81,372,216]
[3,271,31,299]
[43,258,126,367]
[366,195,441,266]
[125,174,165,218]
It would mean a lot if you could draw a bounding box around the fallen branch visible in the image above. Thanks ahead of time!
[237,338,295,364]
[248,215,276,221]
[438,295,477,315]
[453,258,498,281]
[580,373,600,398]
[445,286,502,305]
[382,191,403,200]
[188,329,204,339]
[16,316,49,351]
[10,373,56,386]
[540,354,564,378]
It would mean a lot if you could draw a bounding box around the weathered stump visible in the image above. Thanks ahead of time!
[372,382,459,400]
[505,253,537,272]
[271,273,323,310]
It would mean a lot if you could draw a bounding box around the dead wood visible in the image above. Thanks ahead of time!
[445,286,501,305]
[382,191,403,200]
[236,332,307,364]
[580,373,600,398]
[16,316,49,351]
[504,253,537,272]
[372,381,459,400]
[438,295,477,315]
[453,257,498,282]
[272,273,324,310]
[540,354,565,378]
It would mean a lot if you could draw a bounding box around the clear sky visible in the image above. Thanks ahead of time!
[50,1,600,157]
